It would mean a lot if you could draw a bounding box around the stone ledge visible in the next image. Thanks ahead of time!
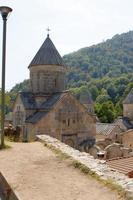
[0,172,20,200]
[37,134,133,198]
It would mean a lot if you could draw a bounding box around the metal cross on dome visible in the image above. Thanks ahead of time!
[46,27,51,37]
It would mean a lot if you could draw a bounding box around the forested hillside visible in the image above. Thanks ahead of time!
[9,30,133,122]
[64,31,133,86]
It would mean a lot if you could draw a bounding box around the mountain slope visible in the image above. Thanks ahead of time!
[63,30,133,88]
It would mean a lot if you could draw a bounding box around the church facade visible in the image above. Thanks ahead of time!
[13,34,96,150]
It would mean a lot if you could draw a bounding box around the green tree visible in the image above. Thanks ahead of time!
[89,86,99,100]
[95,101,115,123]
[96,94,111,104]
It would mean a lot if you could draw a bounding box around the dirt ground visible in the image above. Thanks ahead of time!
[0,142,123,200]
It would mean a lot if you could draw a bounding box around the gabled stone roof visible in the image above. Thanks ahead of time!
[24,92,67,123]
[41,92,65,109]
[29,35,65,67]
[122,117,133,129]
[115,117,133,131]
[123,88,133,104]
[20,92,65,111]
[26,111,48,123]
[96,123,118,135]
[20,92,37,109]
[79,93,93,104]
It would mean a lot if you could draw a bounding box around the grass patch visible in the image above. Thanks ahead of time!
[0,143,11,150]
[5,136,21,143]
[72,160,100,178]
[43,141,71,160]
[42,140,132,200]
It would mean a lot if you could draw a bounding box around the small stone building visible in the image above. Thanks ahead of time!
[123,88,133,121]
[116,88,133,148]
[114,89,133,148]
[120,129,133,149]
[96,123,122,141]
[79,93,94,113]
[104,143,123,159]
[13,34,96,150]
[115,89,133,131]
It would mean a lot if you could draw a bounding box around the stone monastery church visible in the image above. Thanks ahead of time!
[13,34,96,150]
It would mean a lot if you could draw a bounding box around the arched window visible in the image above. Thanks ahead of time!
[68,119,70,126]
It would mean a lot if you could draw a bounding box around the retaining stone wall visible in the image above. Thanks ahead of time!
[37,134,133,198]
[0,172,19,200]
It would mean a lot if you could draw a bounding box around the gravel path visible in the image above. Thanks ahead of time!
[0,142,123,200]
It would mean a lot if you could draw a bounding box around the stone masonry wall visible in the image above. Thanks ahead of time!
[0,172,19,200]
[37,134,133,198]
[27,92,96,150]
[123,104,133,121]
[30,65,65,94]
[122,130,133,149]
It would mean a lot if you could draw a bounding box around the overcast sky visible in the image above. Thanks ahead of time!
[0,0,133,90]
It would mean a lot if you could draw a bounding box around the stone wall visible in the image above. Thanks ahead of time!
[96,125,122,143]
[123,104,133,121]
[108,126,123,142]
[30,65,65,94]
[13,95,26,127]
[83,103,94,113]
[0,172,19,200]
[28,93,96,150]
[37,134,133,198]
[121,130,133,149]
[104,143,123,159]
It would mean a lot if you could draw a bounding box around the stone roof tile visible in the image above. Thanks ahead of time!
[26,111,48,123]
[96,123,117,135]
[25,92,67,123]
[20,92,37,109]
[122,117,133,129]
[29,35,65,67]
[40,92,65,109]
[79,93,93,104]
[20,92,66,110]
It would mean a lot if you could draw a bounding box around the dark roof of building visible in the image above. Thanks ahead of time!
[20,92,37,109]
[20,92,66,110]
[29,35,65,67]
[79,93,93,104]
[123,88,133,104]
[24,92,67,123]
[122,117,133,129]
[40,92,65,109]
[26,111,48,123]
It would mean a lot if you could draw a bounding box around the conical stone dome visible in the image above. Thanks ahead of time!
[29,34,65,67]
